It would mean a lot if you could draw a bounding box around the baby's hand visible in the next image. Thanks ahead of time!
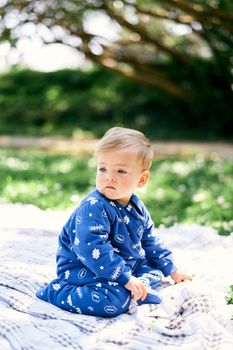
[171,270,193,284]
[124,276,148,302]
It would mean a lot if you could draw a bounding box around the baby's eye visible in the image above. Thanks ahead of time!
[118,169,127,174]
[99,167,106,172]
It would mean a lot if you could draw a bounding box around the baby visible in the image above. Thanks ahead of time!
[36,127,192,317]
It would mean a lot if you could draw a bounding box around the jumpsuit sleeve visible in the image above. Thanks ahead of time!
[141,209,177,277]
[73,200,132,286]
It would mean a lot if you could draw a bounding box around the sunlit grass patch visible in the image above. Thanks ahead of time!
[140,155,233,236]
[0,149,232,235]
[0,149,95,210]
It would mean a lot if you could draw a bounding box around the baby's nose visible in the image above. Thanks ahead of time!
[105,174,116,182]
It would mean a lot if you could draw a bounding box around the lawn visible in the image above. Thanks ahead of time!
[0,148,232,236]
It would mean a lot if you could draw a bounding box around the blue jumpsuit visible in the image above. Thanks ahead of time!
[36,189,176,317]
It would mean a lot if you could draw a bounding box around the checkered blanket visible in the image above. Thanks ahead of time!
[0,204,232,350]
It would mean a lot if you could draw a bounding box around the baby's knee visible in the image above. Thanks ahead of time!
[101,285,131,316]
[114,292,131,315]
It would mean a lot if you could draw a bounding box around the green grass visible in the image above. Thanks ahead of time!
[227,285,233,307]
[0,148,232,235]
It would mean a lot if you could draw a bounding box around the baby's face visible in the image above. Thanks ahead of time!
[96,148,144,206]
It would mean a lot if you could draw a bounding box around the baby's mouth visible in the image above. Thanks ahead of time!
[106,186,116,190]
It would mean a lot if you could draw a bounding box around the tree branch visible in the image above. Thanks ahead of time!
[101,1,193,67]
[164,0,233,31]
[80,39,192,100]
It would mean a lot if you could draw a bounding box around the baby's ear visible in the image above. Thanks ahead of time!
[138,170,150,188]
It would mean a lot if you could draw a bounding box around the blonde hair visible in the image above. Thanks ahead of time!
[96,127,153,170]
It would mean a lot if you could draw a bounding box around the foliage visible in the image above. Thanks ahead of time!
[0,0,232,103]
[0,67,232,140]
[227,285,233,305]
[0,149,95,210]
[0,148,232,236]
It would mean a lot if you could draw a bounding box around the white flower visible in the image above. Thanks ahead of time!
[92,248,100,259]
[124,215,130,225]
[127,205,133,212]
[74,237,80,245]
[52,283,61,291]
[67,295,72,306]
[76,287,83,299]
[65,270,70,279]
[192,191,206,202]
[87,196,98,205]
